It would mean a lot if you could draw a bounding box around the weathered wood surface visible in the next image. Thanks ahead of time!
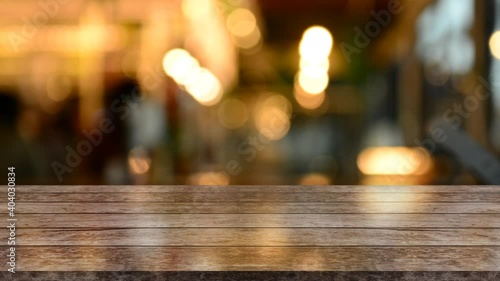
[4,213,500,228]
[11,185,500,193]
[12,202,500,214]
[2,247,499,271]
[7,228,500,246]
[2,192,500,202]
[1,185,499,271]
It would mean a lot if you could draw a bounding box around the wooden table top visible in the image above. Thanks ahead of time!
[2,185,500,271]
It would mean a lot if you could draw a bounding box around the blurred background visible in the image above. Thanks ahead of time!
[0,0,499,185]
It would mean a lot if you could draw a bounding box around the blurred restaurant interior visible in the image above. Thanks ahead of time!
[1,0,500,186]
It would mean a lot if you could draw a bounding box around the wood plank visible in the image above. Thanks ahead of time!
[3,246,499,271]
[3,192,500,203]
[5,228,500,246]
[10,214,500,228]
[2,185,499,272]
[8,185,500,193]
[14,202,500,214]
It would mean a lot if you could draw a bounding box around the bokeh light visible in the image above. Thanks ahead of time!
[299,26,334,63]
[233,28,262,50]
[128,146,152,175]
[227,8,257,38]
[226,8,261,50]
[299,173,330,185]
[297,68,329,95]
[218,98,249,129]
[294,84,325,110]
[255,95,292,141]
[182,0,213,19]
[162,49,200,86]
[300,59,330,73]
[295,25,332,106]
[357,147,432,176]
[262,94,293,118]
[489,31,500,60]
[191,171,230,186]
[185,68,223,106]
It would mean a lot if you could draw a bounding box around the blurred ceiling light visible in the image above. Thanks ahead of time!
[294,85,325,110]
[297,68,329,95]
[218,98,249,129]
[255,95,291,141]
[299,173,330,185]
[357,147,432,176]
[185,68,223,106]
[191,171,230,186]
[128,146,152,175]
[299,26,334,63]
[162,49,200,86]
[489,31,500,60]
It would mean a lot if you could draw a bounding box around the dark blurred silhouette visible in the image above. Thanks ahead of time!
[0,90,39,183]
[89,78,143,184]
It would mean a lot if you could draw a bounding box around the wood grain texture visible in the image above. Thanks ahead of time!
[14,202,500,214]
[10,214,500,228]
[2,185,500,271]
[5,228,500,246]
[3,247,499,271]
[3,192,500,202]
[9,185,500,193]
